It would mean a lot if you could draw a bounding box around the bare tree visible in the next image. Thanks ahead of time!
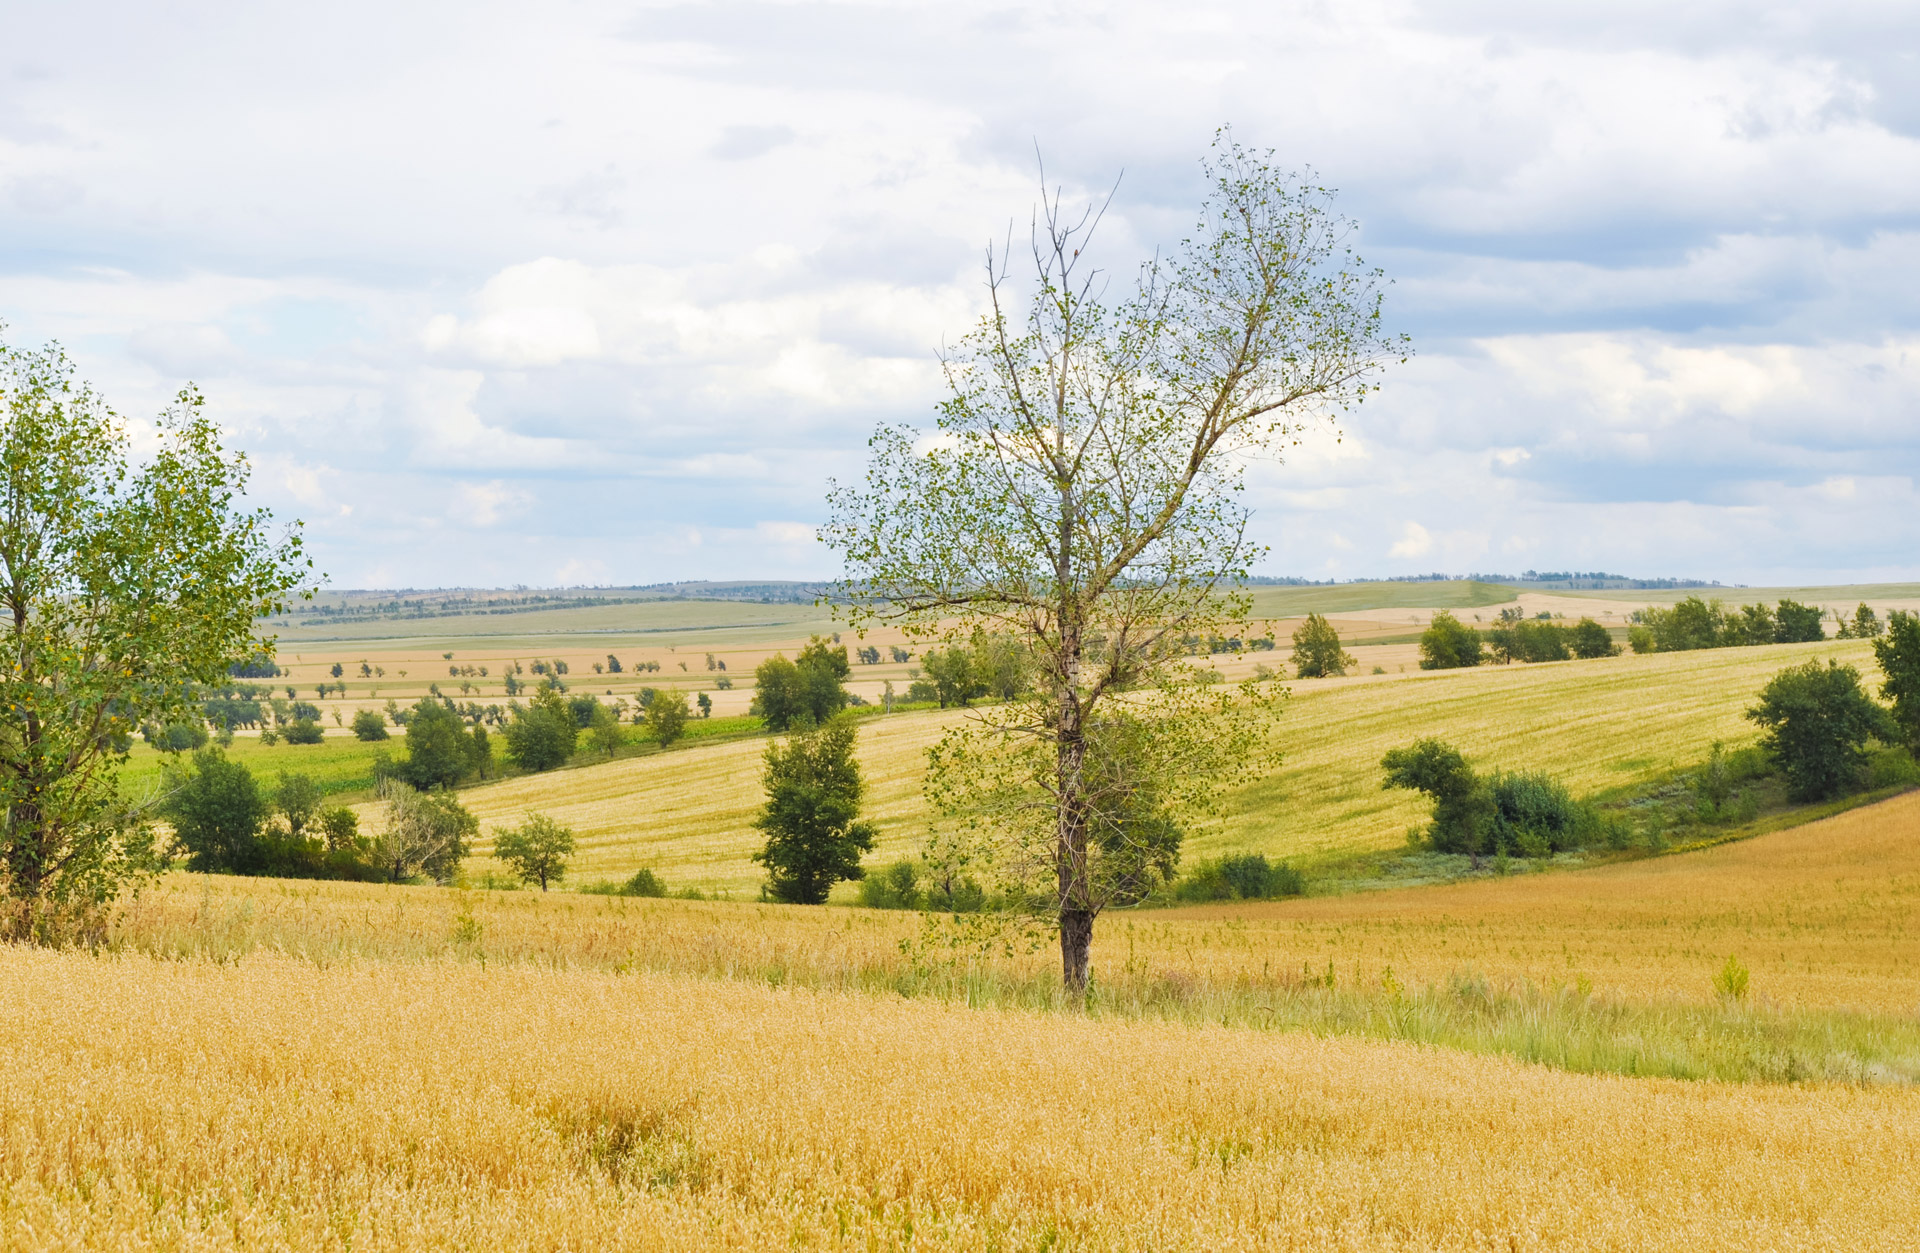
[825,134,1404,990]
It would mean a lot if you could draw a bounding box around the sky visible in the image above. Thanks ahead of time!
[2,0,1916,589]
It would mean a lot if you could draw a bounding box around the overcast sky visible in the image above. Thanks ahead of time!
[3,0,1916,588]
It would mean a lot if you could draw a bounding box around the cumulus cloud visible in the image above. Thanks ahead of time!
[0,0,1914,586]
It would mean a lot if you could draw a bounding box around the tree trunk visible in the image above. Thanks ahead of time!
[1059,904,1094,992]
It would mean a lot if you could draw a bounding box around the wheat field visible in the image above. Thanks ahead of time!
[445,637,1885,893]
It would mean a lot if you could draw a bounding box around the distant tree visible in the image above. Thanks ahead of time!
[888,646,912,663]
[751,714,876,904]
[1727,603,1776,646]
[359,661,373,678]
[274,772,321,840]
[329,662,343,679]
[705,652,717,671]
[586,701,624,756]
[283,719,325,745]
[605,654,623,673]
[400,698,474,789]
[1837,603,1883,640]
[144,721,210,753]
[1418,612,1484,670]
[1773,599,1826,644]
[856,646,881,665]
[1642,596,1726,652]
[503,687,577,772]
[317,806,360,854]
[1291,612,1355,677]
[1381,739,1492,857]
[493,813,575,891]
[752,641,850,731]
[350,709,389,741]
[922,644,986,707]
[648,690,691,747]
[1567,618,1619,659]
[166,749,271,874]
[1874,611,1920,756]
[696,692,712,718]
[371,780,475,882]
[1747,660,1896,801]
[1487,619,1570,664]
[1627,626,1655,654]
[567,693,602,729]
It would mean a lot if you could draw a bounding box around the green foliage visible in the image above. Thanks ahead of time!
[1291,613,1355,678]
[492,813,576,891]
[921,645,987,706]
[350,709,389,741]
[751,715,877,904]
[144,721,210,753]
[751,640,849,731]
[273,772,321,839]
[166,749,272,874]
[0,335,309,935]
[1567,618,1619,659]
[1171,853,1304,902]
[316,806,360,853]
[1627,626,1655,654]
[282,719,325,745]
[857,859,924,910]
[579,868,667,897]
[1381,739,1491,854]
[1713,955,1750,1001]
[400,698,479,787]
[1486,618,1570,664]
[586,701,625,756]
[1746,659,1897,801]
[504,688,577,772]
[1835,603,1883,639]
[1773,599,1826,644]
[372,780,475,883]
[1418,612,1483,670]
[1873,610,1920,755]
[647,690,691,747]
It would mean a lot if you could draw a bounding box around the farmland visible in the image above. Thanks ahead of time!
[9,793,1920,1248]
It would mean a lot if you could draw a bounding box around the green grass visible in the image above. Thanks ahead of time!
[265,597,838,647]
[1247,580,1517,618]
[118,735,396,801]
[1538,582,1920,607]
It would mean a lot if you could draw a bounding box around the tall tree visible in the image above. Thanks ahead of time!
[1872,610,1920,755]
[493,813,575,891]
[1291,612,1354,677]
[825,136,1400,989]
[751,714,876,904]
[0,334,308,938]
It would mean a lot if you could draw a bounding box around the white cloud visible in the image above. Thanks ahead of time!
[1389,522,1433,559]
[454,480,534,527]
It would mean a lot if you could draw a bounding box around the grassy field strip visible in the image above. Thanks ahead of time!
[432,637,1882,892]
[128,790,1920,1019]
[11,946,1920,1250]
[1544,582,1920,608]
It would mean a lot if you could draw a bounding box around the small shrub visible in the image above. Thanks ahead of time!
[350,709,389,741]
[1713,954,1750,1001]
[857,859,922,910]
[1172,853,1304,902]
[581,868,671,898]
[283,719,325,745]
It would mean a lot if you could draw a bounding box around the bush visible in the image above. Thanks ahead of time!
[580,869,668,897]
[1171,853,1304,902]
[350,709,389,741]
[1568,618,1619,659]
[1383,740,1610,858]
[144,721,209,753]
[166,749,271,873]
[1627,626,1655,654]
[1417,612,1483,670]
[857,859,923,909]
[1486,771,1596,857]
[1487,619,1569,664]
[1381,739,1491,854]
[1747,659,1898,801]
[282,719,325,745]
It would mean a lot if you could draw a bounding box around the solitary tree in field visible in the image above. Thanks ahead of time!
[1291,613,1354,678]
[825,135,1402,989]
[1747,660,1895,801]
[493,813,575,891]
[0,334,308,939]
[646,689,690,747]
[751,714,876,904]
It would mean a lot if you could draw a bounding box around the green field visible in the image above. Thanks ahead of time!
[434,636,1883,896]
[1538,582,1920,607]
[1246,579,1518,617]
[266,596,838,648]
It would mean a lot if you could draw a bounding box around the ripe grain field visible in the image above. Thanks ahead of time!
[446,637,1886,893]
[27,793,1920,1253]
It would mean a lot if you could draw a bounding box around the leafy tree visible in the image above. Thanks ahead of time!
[1487,618,1569,664]
[0,337,307,936]
[1773,599,1826,644]
[493,813,575,891]
[1873,610,1920,755]
[751,715,877,904]
[317,806,360,853]
[145,721,210,753]
[329,662,343,678]
[166,749,272,873]
[350,708,389,741]
[647,689,690,747]
[586,701,624,756]
[605,654,623,673]
[696,692,712,718]
[1728,603,1776,646]
[1836,603,1883,639]
[1643,596,1725,652]
[1291,612,1354,677]
[400,698,475,789]
[274,772,321,839]
[371,780,475,882]
[1567,617,1619,659]
[1381,739,1492,856]
[282,719,325,744]
[752,642,849,731]
[922,644,986,707]
[1418,612,1483,670]
[825,137,1390,988]
[503,687,576,771]
[1746,659,1896,801]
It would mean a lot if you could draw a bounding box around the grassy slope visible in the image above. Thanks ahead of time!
[1246,580,1516,617]
[446,636,1882,893]
[1541,581,1920,607]
[266,597,839,647]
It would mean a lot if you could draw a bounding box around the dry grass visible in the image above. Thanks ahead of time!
[7,945,1920,1250]
[444,638,1885,893]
